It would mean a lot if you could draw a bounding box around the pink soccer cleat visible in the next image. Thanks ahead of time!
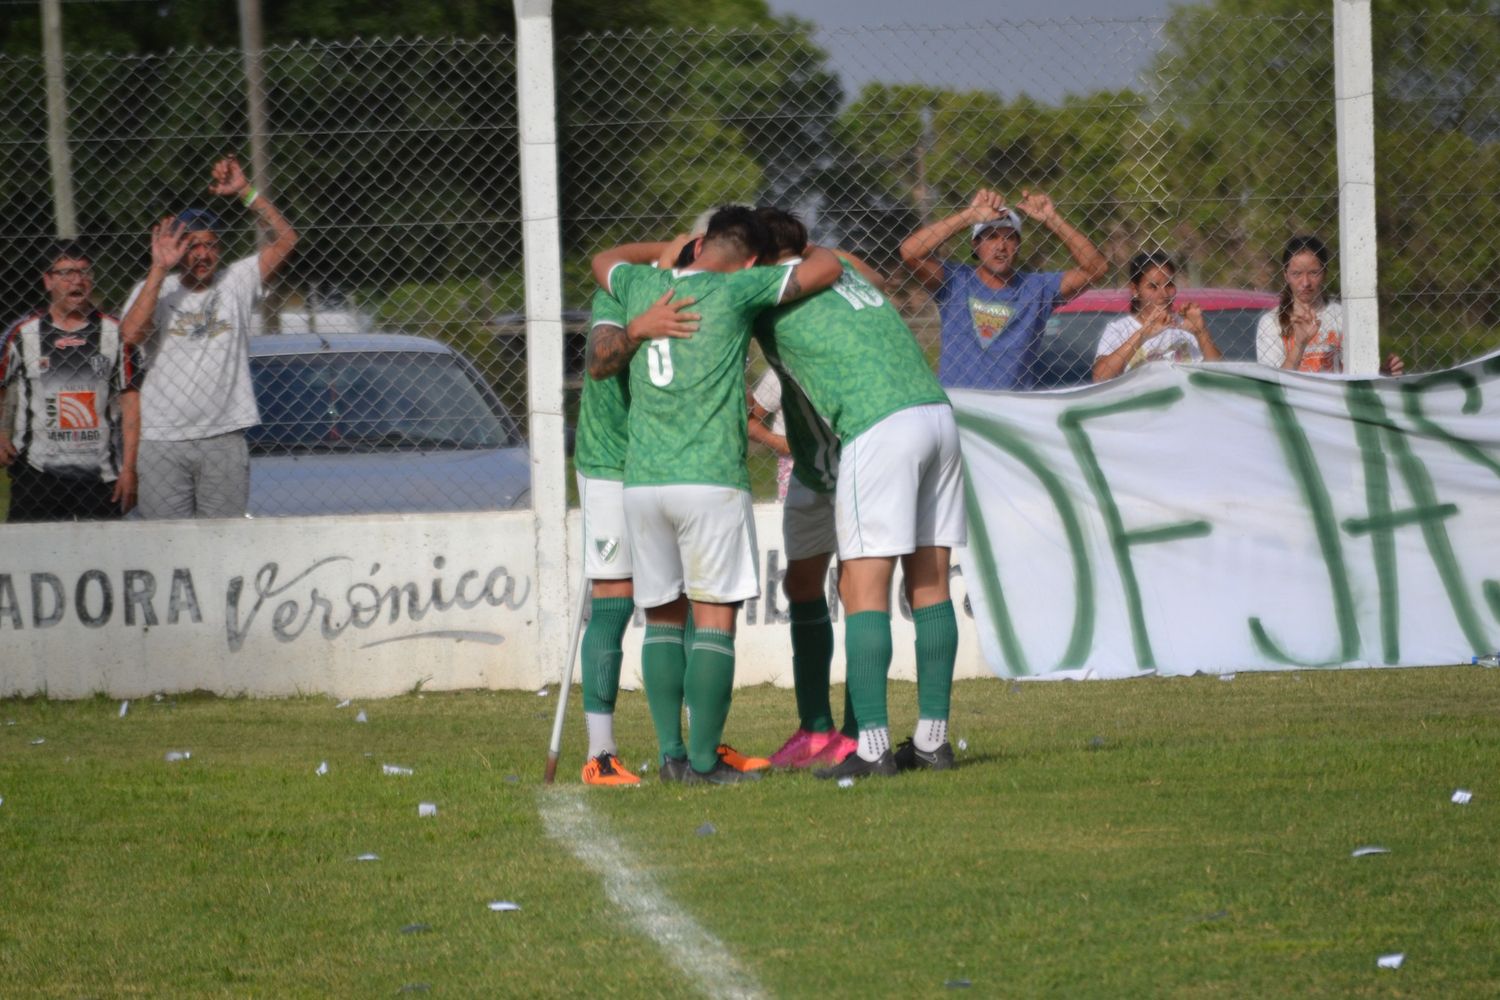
[804,731,857,768]
[768,728,839,769]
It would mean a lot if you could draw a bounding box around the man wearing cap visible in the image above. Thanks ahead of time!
[900,187,1107,389]
[0,240,143,521]
[120,155,297,518]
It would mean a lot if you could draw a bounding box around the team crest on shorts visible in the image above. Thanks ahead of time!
[594,537,621,563]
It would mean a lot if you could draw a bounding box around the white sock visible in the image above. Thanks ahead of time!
[913,718,948,752]
[585,712,616,759]
[858,726,890,761]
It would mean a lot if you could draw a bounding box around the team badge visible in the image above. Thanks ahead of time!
[57,391,100,430]
[968,298,1016,351]
[594,537,620,563]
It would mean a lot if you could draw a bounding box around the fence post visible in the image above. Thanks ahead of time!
[514,0,570,685]
[40,0,76,239]
[1333,0,1379,374]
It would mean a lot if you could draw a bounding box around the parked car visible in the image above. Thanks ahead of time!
[246,333,530,516]
[1034,287,1279,389]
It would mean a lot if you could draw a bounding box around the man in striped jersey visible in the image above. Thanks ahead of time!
[0,241,143,521]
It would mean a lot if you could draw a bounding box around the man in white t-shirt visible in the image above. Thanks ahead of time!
[120,156,298,518]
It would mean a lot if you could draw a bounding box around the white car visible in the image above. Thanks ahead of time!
[247,333,530,516]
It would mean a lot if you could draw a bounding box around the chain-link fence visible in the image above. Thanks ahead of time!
[1,11,1496,520]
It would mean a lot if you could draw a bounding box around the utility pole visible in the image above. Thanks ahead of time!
[41,0,77,238]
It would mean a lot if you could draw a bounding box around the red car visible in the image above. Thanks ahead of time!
[1036,287,1279,389]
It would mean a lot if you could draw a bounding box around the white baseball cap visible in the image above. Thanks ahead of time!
[971,209,1024,240]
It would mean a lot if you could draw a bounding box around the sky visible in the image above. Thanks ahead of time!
[761,0,1189,103]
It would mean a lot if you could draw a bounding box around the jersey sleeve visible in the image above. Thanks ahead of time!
[1254,311,1285,367]
[729,265,794,312]
[228,255,265,305]
[935,262,968,306]
[1094,315,1137,359]
[590,287,626,330]
[1038,270,1066,308]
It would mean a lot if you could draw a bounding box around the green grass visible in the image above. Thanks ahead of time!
[3,668,1498,997]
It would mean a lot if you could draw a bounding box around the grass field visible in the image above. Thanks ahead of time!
[2,667,1497,998]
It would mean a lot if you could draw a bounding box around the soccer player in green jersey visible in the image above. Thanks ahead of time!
[590,206,842,785]
[574,286,698,786]
[754,207,967,778]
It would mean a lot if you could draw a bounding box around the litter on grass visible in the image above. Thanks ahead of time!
[335,698,351,709]
[945,980,973,990]
[315,761,328,776]
[418,802,438,817]
[118,700,129,718]
[1219,673,1237,682]
[1452,789,1473,805]
[536,687,549,697]
[696,822,717,837]
[164,750,191,762]
[400,923,431,935]
[355,853,380,862]
[1378,953,1404,969]
[354,710,368,723]
[504,775,519,783]
[29,738,44,746]
[837,777,855,789]
[487,901,521,912]
[383,764,413,776]
[1352,846,1390,857]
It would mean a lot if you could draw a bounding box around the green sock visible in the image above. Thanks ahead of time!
[913,600,959,720]
[580,597,633,714]
[641,623,687,763]
[839,685,857,739]
[684,627,736,773]
[844,611,892,731]
[789,598,834,731]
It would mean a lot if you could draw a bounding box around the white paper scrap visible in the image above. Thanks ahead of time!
[1351,846,1390,857]
[118,700,129,718]
[487,901,521,912]
[335,698,351,709]
[355,710,368,723]
[1452,789,1473,805]
[355,853,380,862]
[29,738,45,746]
[535,687,549,697]
[383,764,413,776]
[1377,953,1404,969]
[315,761,329,776]
[1219,673,1237,682]
[957,738,968,751]
[164,750,191,762]
[418,802,438,817]
[837,777,855,789]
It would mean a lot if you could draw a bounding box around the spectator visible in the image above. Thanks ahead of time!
[0,240,143,521]
[120,155,298,518]
[1255,234,1403,376]
[747,368,792,501]
[1093,250,1222,382]
[899,187,1107,389]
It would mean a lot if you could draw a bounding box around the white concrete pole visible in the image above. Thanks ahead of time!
[1333,0,1380,374]
[41,0,77,239]
[513,0,571,686]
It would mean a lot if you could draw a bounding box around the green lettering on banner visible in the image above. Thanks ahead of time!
[1058,387,1209,671]
[954,410,1095,675]
[1343,382,1402,663]
[1400,370,1500,479]
[1189,371,1358,665]
[1343,382,1491,656]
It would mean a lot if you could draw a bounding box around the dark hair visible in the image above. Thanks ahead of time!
[702,204,769,262]
[756,206,808,259]
[1127,249,1176,315]
[42,239,91,272]
[1277,234,1330,338]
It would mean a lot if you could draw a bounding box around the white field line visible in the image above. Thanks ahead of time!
[538,790,768,1000]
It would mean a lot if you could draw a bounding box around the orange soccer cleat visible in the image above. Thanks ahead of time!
[582,752,641,786]
[716,743,771,772]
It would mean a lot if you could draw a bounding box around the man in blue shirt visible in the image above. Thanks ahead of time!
[900,188,1107,389]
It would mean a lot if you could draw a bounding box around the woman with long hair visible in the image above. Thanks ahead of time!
[1255,235,1403,375]
[1092,250,1222,382]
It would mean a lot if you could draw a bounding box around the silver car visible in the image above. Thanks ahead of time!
[247,333,530,516]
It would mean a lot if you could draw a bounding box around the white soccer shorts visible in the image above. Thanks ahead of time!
[782,475,836,561]
[836,403,968,559]
[577,473,632,580]
[623,483,760,608]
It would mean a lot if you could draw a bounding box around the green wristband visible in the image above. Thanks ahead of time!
[242,187,260,208]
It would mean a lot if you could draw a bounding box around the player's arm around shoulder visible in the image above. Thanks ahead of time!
[780,246,843,305]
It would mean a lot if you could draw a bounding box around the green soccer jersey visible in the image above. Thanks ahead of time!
[609,262,792,491]
[756,260,949,449]
[768,370,840,494]
[574,288,631,481]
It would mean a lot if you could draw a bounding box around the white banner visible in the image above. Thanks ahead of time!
[952,355,1500,679]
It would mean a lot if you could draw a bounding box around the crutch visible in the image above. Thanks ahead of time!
[543,579,591,784]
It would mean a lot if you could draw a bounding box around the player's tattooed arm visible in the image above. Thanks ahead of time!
[780,245,843,305]
[586,291,700,380]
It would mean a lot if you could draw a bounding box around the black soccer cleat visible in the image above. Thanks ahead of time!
[813,747,897,780]
[893,738,955,772]
[658,755,692,783]
[681,759,765,785]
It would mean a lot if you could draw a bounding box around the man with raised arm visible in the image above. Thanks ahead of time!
[590,206,842,785]
[120,155,298,518]
[900,187,1106,389]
